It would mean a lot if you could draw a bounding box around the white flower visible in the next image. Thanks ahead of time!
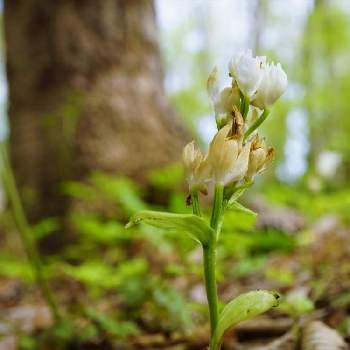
[202,123,251,185]
[182,141,207,193]
[228,50,265,99]
[252,62,288,109]
[207,66,220,101]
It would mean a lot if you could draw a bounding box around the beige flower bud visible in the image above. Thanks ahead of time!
[207,66,219,101]
[215,86,240,115]
[247,106,260,125]
[182,141,207,193]
[202,123,251,186]
[246,135,275,180]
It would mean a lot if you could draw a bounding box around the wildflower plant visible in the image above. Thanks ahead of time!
[127,50,287,349]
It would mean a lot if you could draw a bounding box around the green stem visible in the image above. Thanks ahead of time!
[239,94,250,120]
[210,184,224,235]
[191,190,201,216]
[204,183,224,338]
[244,108,270,140]
[0,144,61,322]
[203,243,218,337]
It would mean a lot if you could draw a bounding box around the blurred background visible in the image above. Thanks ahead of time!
[0,0,349,349]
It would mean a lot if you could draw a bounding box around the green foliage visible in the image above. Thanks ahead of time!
[295,0,350,180]
[1,160,348,347]
[226,200,257,217]
[265,266,295,287]
[232,256,267,278]
[210,290,280,350]
[71,214,128,244]
[62,259,148,295]
[151,284,193,331]
[58,171,197,334]
[32,218,60,240]
[62,172,147,215]
[279,294,314,318]
[0,253,33,281]
[147,163,185,190]
[84,309,139,340]
[263,183,350,223]
[126,210,215,246]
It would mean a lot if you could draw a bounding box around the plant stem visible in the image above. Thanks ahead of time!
[239,94,250,120]
[0,144,61,322]
[244,108,270,140]
[191,190,201,216]
[210,184,224,236]
[203,242,218,337]
[204,183,224,338]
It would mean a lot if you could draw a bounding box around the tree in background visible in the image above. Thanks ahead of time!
[4,1,188,230]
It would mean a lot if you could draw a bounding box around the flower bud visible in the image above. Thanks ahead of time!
[203,123,251,186]
[215,86,240,115]
[245,135,275,180]
[228,50,265,98]
[207,66,219,101]
[182,141,207,193]
[247,106,260,125]
[251,62,287,109]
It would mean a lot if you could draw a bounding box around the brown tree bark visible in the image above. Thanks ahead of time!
[4,0,188,225]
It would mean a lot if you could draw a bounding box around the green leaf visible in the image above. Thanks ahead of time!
[226,201,257,216]
[126,210,214,246]
[225,181,253,203]
[32,218,60,240]
[210,290,280,350]
[279,294,314,317]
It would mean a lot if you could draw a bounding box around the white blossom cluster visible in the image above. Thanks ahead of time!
[183,50,287,195]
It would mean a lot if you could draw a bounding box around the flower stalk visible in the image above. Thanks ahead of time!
[244,108,270,140]
[205,183,224,336]
[203,242,219,337]
[191,190,201,217]
[240,95,250,120]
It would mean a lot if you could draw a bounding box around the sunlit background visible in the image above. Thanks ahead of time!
[156,0,349,185]
[0,0,349,184]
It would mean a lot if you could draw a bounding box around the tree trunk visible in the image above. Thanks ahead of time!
[4,0,188,225]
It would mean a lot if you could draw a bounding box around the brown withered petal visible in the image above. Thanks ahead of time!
[264,147,275,167]
[230,106,244,138]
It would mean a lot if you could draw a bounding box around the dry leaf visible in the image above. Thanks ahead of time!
[301,321,347,350]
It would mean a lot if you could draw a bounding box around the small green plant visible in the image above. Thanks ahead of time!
[127,50,287,349]
[0,143,61,323]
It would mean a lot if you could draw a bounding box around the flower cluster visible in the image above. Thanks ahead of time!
[228,49,287,108]
[183,50,287,197]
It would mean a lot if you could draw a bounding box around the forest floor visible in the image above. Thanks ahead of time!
[0,196,350,350]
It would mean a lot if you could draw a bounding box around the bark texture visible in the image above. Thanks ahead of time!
[4,0,188,223]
